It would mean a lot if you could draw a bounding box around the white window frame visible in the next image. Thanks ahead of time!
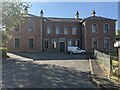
[75,39,79,47]
[68,39,72,46]
[47,26,52,35]
[64,26,69,35]
[56,26,61,34]
[28,37,34,48]
[72,26,76,35]
[104,38,110,48]
[92,23,97,33]
[14,37,20,48]
[103,23,109,33]
[92,38,98,48]
[28,21,35,32]
[51,39,57,48]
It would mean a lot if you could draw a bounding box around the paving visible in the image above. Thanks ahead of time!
[90,59,120,89]
[11,52,90,60]
[2,52,96,88]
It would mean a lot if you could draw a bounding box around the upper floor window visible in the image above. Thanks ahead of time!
[92,24,97,33]
[47,26,52,34]
[56,26,61,34]
[104,23,109,33]
[64,26,69,35]
[15,25,20,31]
[14,37,20,48]
[29,22,35,32]
[72,26,76,35]
[104,38,110,48]
[92,38,98,48]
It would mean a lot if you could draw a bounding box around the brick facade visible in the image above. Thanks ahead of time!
[7,10,116,52]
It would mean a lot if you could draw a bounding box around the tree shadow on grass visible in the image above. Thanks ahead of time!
[2,58,96,88]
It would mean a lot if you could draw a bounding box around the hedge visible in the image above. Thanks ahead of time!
[0,48,7,58]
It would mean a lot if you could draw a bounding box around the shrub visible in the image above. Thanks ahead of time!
[0,48,7,58]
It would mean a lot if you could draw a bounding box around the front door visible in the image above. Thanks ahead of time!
[60,42,65,52]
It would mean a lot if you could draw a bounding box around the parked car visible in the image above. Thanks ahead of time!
[67,46,86,54]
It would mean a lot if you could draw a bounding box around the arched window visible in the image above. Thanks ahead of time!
[92,24,97,33]
[29,22,35,32]
[104,23,109,33]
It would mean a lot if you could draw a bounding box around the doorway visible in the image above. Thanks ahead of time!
[59,42,65,52]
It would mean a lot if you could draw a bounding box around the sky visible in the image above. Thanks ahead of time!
[28,2,119,29]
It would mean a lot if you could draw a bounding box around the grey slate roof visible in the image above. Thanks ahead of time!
[83,16,117,21]
[23,14,40,18]
[43,17,82,22]
[23,13,117,22]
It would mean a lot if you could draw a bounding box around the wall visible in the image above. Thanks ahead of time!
[83,20,116,51]
[7,17,42,52]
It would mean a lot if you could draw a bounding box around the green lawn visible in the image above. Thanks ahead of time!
[112,60,119,67]
[112,60,120,84]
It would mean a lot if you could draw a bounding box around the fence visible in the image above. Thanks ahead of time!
[94,50,112,76]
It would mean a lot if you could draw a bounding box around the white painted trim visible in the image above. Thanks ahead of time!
[28,37,34,48]
[92,38,98,48]
[64,26,69,35]
[72,26,77,35]
[92,23,98,33]
[103,23,109,34]
[104,38,110,48]
[28,20,35,32]
[14,37,20,48]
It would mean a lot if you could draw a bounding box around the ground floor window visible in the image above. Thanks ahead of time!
[68,39,72,46]
[92,38,98,48]
[75,40,80,47]
[29,38,34,48]
[68,39,79,47]
[14,37,20,48]
[51,39,57,48]
[44,39,49,49]
[104,38,110,48]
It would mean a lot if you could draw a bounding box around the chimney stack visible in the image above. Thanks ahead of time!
[91,10,96,16]
[24,7,28,15]
[75,11,79,19]
[40,10,43,18]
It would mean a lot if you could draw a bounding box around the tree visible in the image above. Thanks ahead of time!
[117,30,120,36]
[1,2,31,47]
[1,30,11,48]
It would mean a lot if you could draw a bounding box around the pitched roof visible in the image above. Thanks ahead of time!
[82,16,117,22]
[23,14,40,18]
[43,17,82,22]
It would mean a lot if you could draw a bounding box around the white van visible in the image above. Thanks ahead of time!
[67,46,86,54]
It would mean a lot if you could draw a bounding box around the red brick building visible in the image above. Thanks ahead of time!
[7,10,116,52]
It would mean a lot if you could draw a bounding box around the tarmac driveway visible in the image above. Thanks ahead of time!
[2,52,96,88]
[12,52,90,60]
